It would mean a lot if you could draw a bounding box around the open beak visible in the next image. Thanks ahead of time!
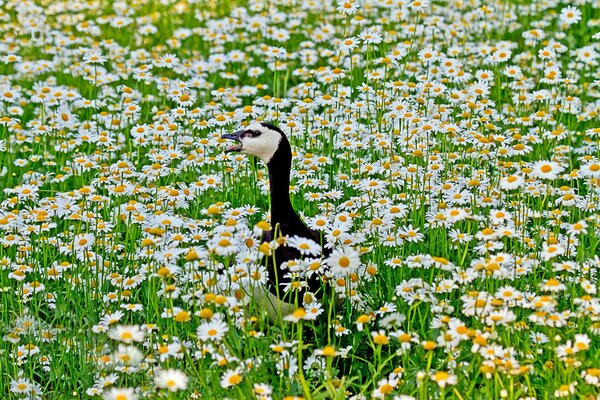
[222,130,244,153]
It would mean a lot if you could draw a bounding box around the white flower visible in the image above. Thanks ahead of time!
[359,31,383,45]
[10,376,33,394]
[83,51,107,65]
[431,371,458,388]
[339,37,359,52]
[559,6,582,26]
[541,243,565,261]
[325,248,361,276]
[156,53,180,68]
[155,369,189,392]
[337,1,359,14]
[253,382,273,397]
[103,387,137,400]
[220,368,243,388]
[530,161,565,180]
[113,345,144,366]
[211,235,239,256]
[304,302,323,320]
[283,307,307,322]
[499,174,524,190]
[108,325,144,343]
[196,319,229,342]
[408,0,429,12]
[287,236,322,256]
[574,334,590,351]
[580,161,600,178]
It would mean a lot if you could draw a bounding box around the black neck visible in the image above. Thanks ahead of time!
[266,139,307,235]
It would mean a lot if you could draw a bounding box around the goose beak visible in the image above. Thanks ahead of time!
[222,130,244,153]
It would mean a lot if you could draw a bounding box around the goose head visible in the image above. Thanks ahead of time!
[222,122,289,165]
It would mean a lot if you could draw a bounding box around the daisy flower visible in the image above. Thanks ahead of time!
[559,6,582,26]
[83,51,107,65]
[530,161,565,180]
[540,278,566,292]
[325,247,361,276]
[338,37,359,53]
[304,302,324,320]
[431,370,458,388]
[567,220,588,235]
[371,330,389,345]
[580,161,600,178]
[103,387,137,400]
[287,236,322,256]
[155,369,189,392]
[540,243,565,261]
[283,307,307,323]
[254,383,273,398]
[314,345,338,357]
[107,325,144,343]
[573,334,590,352]
[372,377,398,398]
[553,382,577,397]
[10,376,33,394]
[398,225,424,242]
[220,368,243,388]
[337,1,359,14]
[408,0,429,12]
[582,368,600,386]
[196,319,229,342]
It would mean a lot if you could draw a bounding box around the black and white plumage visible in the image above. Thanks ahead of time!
[222,122,329,319]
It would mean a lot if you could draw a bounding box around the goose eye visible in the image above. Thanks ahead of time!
[247,130,261,138]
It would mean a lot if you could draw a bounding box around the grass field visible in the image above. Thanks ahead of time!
[1,0,600,399]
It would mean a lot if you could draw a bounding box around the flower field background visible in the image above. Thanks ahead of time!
[1,0,600,398]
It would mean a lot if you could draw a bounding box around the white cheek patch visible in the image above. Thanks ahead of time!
[241,128,282,164]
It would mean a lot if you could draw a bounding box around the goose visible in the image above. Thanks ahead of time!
[222,122,330,320]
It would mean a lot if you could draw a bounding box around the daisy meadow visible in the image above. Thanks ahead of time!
[0,0,599,399]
